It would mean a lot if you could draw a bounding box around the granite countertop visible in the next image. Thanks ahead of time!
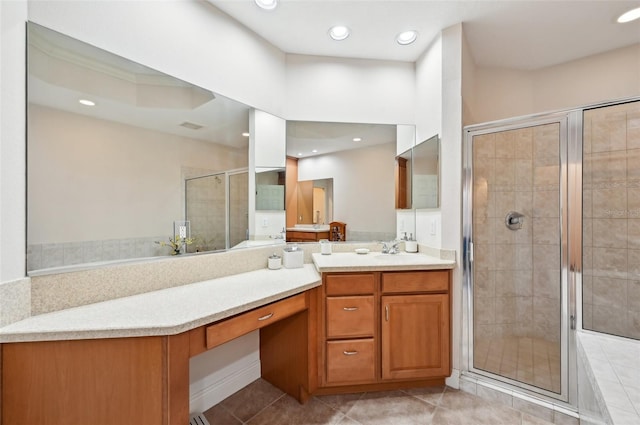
[312,251,455,272]
[0,265,321,343]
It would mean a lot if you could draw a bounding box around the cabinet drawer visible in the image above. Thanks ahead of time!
[205,293,307,349]
[326,339,375,384]
[326,295,374,338]
[325,273,375,296]
[287,231,329,241]
[381,271,449,293]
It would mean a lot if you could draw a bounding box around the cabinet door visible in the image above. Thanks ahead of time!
[381,294,450,380]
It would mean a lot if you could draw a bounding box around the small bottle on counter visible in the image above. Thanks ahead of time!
[268,253,282,270]
[320,239,332,255]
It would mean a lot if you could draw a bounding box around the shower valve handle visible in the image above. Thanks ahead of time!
[505,211,525,230]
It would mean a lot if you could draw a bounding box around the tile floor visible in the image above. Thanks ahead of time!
[474,336,561,394]
[203,378,558,425]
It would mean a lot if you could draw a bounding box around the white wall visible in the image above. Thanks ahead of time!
[440,24,464,383]
[471,43,640,124]
[0,0,27,282]
[415,37,443,144]
[249,110,287,239]
[27,0,286,116]
[298,143,396,238]
[285,54,415,125]
[28,105,246,243]
[413,34,445,249]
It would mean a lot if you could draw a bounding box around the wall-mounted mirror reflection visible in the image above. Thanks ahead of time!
[296,178,333,225]
[395,148,412,209]
[285,121,398,242]
[185,168,249,254]
[255,167,285,211]
[412,134,440,209]
[26,23,251,273]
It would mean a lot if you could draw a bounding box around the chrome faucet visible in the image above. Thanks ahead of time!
[381,241,400,254]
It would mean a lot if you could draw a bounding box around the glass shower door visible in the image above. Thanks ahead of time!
[185,173,227,252]
[582,100,640,340]
[468,119,566,398]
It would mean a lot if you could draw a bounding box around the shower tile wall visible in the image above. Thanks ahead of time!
[474,123,561,342]
[473,123,561,392]
[229,172,249,247]
[186,175,226,252]
[583,100,640,340]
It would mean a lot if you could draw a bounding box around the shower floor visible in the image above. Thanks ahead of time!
[474,336,561,394]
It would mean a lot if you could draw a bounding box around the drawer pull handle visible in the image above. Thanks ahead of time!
[343,350,358,356]
[258,313,274,321]
[385,305,389,321]
[343,307,359,311]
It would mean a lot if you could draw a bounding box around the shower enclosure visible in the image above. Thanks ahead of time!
[463,98,640,406]
[185,169,248,252]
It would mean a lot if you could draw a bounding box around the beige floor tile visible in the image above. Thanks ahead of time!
[204,404,243,425]
[248,396,344,425]
[220,378,285,422]
[343,390,436,425]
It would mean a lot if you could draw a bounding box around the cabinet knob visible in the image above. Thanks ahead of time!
[343,350,358,356]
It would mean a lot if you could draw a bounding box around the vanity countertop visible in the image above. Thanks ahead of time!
[286,225,330,233]
[0,265,321,343]
[312,252,455,272]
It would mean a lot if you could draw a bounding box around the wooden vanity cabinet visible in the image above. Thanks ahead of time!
[318,269,451,392]
[322,273,377,386]
[287,230,330,242]
[1,290,319,425]
[380,271,450,380]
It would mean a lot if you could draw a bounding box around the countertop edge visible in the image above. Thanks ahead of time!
[313,263,455,273]
[0,267,321,343]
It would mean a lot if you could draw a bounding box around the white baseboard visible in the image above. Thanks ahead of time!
[445,368,460,389]
[189,358,261,414]
[189,331,261,414]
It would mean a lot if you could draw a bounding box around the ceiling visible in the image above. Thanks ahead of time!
[286,121,396,158]
[208,0,640,70]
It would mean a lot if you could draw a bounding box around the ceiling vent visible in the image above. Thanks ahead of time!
[180,121,204,130]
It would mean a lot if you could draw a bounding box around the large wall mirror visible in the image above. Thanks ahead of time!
[394,134,440,210]
[26,23,252,273]
[413,134,440,209]
[285,121,399,241]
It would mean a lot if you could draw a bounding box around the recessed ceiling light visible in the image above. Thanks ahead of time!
[297,152,303,156]
[255,0,277,11]
[353,137,362,142]
[618,7,640,23]
[242,132,250,137]
[78,99,95,106]
[396,30,418,45]
[312,149,318,153]
[329,25,350,41]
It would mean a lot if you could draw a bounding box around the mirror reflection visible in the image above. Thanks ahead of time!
[26,23,251,272]
[395,148,412,209]
[255,168,285,211]
[296,178,333,225]
[412,135,440,209]
[285,121,398,242]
